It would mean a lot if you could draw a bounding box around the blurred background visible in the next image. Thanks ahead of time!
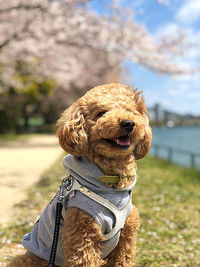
[0,1,200,266]
[0,0,199,169]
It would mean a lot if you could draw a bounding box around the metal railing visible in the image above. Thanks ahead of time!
[150,143,200,169]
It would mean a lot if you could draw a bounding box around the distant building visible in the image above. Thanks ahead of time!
[154,103,165,122]
[165,111,181,125]
[147,103,199,126]
[147,108,156,122]
[148,103,165,123]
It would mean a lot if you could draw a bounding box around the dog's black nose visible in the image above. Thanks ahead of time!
[120,120,135,133]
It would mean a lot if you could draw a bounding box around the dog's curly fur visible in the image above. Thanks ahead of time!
[9,83,152,267]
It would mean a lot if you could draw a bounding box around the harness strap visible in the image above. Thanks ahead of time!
[49,175,132,266]
[62,176,132,241]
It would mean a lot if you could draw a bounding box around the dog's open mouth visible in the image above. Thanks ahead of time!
[104,135,131,149]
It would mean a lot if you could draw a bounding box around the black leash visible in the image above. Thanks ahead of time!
[48,201,63,267]
[48,176,73,267]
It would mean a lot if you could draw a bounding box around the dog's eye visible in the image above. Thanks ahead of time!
[96,111,106,118]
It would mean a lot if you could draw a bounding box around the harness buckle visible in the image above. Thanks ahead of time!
[57,175,73,203]
[119,174,131,180]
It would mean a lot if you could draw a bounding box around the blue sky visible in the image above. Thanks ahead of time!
[90,0,200,115]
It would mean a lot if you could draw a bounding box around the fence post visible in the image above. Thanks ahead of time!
[154,145,159,157]
[168,148,173,162]
[151,144,200,170]
[190,154,195,169]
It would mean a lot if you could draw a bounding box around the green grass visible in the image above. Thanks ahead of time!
[1,155,200,266]
[0,133,30,142]
[0,133,55,143]
[0,133,45,144]
[135,156,200,267]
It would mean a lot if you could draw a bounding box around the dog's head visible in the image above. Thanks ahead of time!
[57,83,152,160]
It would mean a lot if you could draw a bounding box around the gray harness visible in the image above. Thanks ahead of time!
[23,155,136,266]
[60,174,132,241]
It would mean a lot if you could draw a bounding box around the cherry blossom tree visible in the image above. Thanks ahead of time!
[1,0,198,133]
[0,0,193,91]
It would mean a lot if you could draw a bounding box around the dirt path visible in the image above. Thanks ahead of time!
[0,134,63,225]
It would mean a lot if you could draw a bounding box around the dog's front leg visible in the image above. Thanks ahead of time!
[62,207,104,267]
[104,206,140,267]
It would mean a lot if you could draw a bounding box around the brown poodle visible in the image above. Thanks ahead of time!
[9,83,152,267]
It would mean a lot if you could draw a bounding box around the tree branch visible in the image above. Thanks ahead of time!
[0,4,43,13]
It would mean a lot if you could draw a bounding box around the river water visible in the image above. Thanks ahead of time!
[150,126,200,169]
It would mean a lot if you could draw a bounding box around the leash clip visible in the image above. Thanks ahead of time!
[58,175,73,203]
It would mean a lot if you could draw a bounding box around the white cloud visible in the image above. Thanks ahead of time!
[157,0,170,6]
[174,71,200,82]
[120,0,200,115]
[166,73,200,113]
[143,70,200,115]
[153,22,180,44]
[175,0,200,25]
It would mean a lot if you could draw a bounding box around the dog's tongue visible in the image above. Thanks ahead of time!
[116,136,130,146]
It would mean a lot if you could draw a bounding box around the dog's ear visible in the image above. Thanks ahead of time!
[56,101,88,156]
[133,115,152,160]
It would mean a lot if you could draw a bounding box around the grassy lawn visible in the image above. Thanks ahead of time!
[0,133,30,142]
[1,155,200,266]
[0,133,55,144]
[0,133,41,144]
[135,157,200,267]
